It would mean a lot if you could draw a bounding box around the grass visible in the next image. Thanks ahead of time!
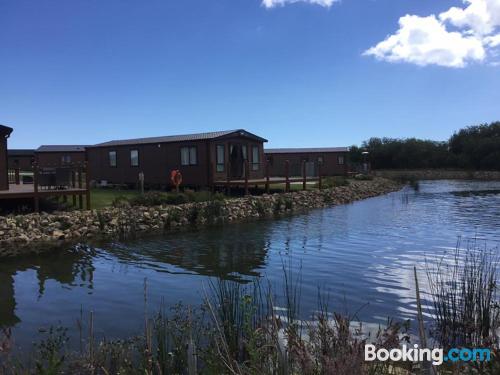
[90,189,141,209]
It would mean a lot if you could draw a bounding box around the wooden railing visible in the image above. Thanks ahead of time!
[32,162,91,211]
[218,159,323,194]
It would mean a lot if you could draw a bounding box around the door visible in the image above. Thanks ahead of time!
[305,161,316,177]
[229,144,244,179]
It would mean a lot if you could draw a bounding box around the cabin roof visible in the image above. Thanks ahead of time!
[0,124,13,136]
[36,145,88,153]
[265,147,350,154]
[91,129,268,148]
[8,149,35,156]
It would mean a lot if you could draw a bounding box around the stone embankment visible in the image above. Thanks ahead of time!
[0,178,400,258]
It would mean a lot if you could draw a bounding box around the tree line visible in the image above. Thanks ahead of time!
[350,121,500,170]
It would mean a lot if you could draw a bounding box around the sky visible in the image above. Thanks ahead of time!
[1,0,499,149]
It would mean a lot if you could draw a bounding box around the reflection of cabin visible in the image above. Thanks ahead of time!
[35,145,87,168]
[0,125,14,191]
[265,147,350,177]
[8,149,35,170]
[87,129,267,188]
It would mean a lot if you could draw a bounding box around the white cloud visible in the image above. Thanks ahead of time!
[485,33,500,47]
[365,0,500,67]
[439,0,500,35]
[364,15,485,67]
[262,0,336,8]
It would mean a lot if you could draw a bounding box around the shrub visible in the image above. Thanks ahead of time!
[130,191,169,206]
[321,176,350,188]
[112,195,131,208]
[203,200,224,223]
[353,174,373,181]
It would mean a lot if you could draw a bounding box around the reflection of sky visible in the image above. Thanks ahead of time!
[2,180,500,353]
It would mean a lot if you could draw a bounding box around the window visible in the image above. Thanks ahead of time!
[216,145,225,172]
[317,156,323,164]
[130,150,139,167]
[181,146,197,166]
[337,155,345,165]
[109,151,117,167]
[242,145,247,160]
[61,155,72,164]
[251,146,260,171]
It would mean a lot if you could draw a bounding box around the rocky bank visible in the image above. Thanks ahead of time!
[0,178,401,258]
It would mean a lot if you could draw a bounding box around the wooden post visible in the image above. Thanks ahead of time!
[78,165,83,209]
[15,168,20,185]
[139,172,145,195]
[244,159,249,195]
[318,162,322,190]
[33,163,40,212]
[71,170,76,206]
[265,159,270,194]
[225,161,231,195]
[85,161,91,210]
[302,160,307,190]
[285,160,290,193]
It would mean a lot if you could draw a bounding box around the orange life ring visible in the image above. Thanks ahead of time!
[170,170,183,187]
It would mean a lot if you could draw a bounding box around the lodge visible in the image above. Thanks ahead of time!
[0,126,90,211]
[86,129,268,188]
[35,145,87,168]
[8,149,35,171]
[264,147,350,177]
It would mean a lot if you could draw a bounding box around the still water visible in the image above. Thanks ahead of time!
[1,180,499,351]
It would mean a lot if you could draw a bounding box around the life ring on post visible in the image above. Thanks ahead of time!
[170,169,183,191]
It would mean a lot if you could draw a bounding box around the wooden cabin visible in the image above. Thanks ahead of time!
[8,149,35,171]
[0,125,14,191]
[35,145,87,168]
[87,129,268,188]
[264,147,350,177]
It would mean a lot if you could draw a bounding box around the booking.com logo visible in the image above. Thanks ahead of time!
[365,344,491,366]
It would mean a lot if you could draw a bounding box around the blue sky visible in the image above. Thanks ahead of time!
[1,0,499,149]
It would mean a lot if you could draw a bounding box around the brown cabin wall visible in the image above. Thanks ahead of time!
[87,141,211,187]
[0,137,8,190]
[265,152,348,177]
[8,155,34,170]
[36,151,86,168]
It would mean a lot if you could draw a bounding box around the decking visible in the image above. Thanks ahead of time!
[2,163,91,211]
[0,184,87,199]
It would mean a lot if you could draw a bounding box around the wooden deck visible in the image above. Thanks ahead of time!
[213,176,319,186]
[0,184,87,200]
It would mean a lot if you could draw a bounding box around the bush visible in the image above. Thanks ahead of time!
[322,176,350,188]
[353,174,373,181]
[112,195,132,208]
[128,191,168,206]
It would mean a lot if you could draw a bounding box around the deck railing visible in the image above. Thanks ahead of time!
[215,159,322,194]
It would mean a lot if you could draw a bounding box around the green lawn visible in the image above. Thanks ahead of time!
[90,189,141,209]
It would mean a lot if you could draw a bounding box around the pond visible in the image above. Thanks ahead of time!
[1,179,499,352]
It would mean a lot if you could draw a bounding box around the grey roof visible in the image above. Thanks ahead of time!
[91,129,267,148]
[265,147,350,154]
[36,145,88,153]
[8,149,35,156]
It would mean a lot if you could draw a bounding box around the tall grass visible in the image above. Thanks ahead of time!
[426,240,500,350]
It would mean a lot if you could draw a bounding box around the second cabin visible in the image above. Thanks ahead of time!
[86,129,268,188]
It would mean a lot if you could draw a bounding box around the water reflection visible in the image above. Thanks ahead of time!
[0,246,95,328]
[104,225,270,281]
